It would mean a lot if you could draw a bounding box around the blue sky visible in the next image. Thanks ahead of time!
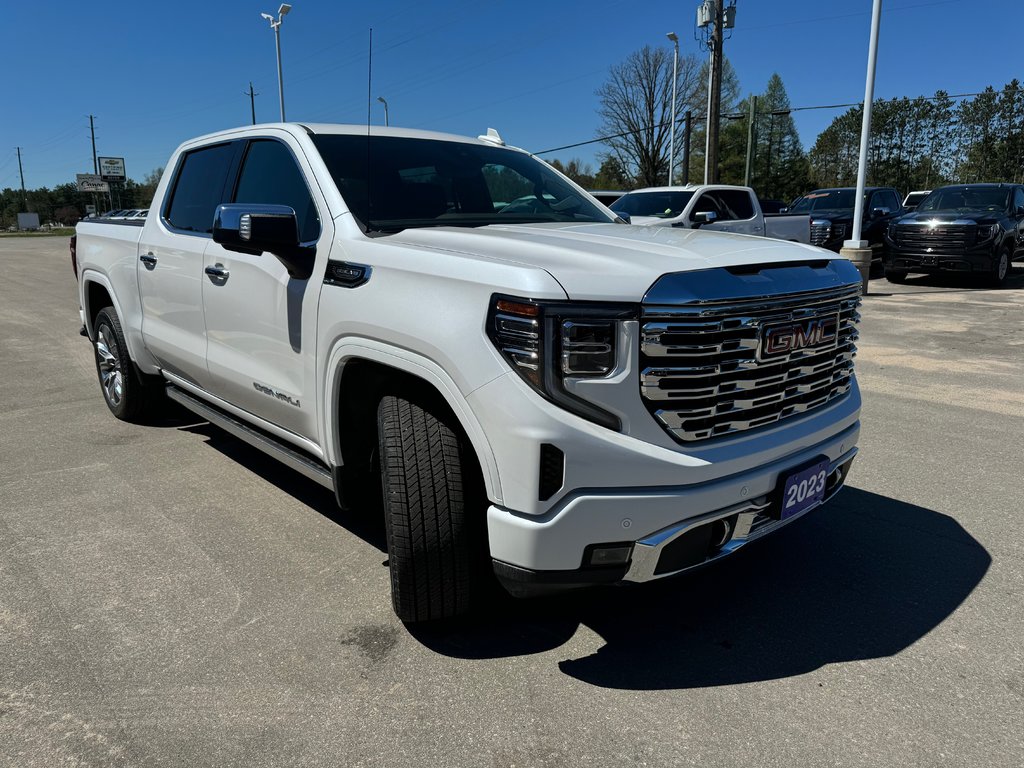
[1,0,1019,189]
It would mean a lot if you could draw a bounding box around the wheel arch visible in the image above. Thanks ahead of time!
[323,340,503,505]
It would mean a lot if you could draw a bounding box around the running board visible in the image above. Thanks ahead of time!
[166,384,334,491]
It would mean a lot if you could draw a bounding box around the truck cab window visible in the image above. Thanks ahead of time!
[164,143,237,234]
[234,140,321,242]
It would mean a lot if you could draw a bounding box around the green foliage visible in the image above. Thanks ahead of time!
[809,82,1024,193]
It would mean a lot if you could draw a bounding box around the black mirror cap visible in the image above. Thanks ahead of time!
[1016,205,1024,217]
[212,203,315,279]
[615,212,631,224]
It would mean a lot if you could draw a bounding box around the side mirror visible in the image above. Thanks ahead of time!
[692,210,718,229]
[779,207,789,214]
[615,212,631,224]
[1015,205,1024,218]
[212,203,315,279]
[871,206,891,219]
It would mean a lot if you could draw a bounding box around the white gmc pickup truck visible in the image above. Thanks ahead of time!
[74,123,862,623]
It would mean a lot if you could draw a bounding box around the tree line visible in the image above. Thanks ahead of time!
[0,169,161,229]
[809,81,1024,192]
[559,45,1022,203]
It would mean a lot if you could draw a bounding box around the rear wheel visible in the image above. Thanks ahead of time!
[93,307,166,422]
[377,394,480,623]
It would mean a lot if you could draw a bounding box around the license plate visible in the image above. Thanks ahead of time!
[779,458,829,520]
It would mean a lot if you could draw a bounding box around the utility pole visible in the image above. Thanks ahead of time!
[682,111,692,185]
[246,82,259,124]
[744,95,757,188]
[89,115,98,173]
[700,0,732,184]
[16,147,27,210]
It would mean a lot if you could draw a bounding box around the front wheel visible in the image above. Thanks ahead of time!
[377,394,480,623]
[987,246,1011,287]
[93,307,165,422]
[884,269,908,284]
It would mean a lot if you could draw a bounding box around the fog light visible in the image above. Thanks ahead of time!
[586,543,633,567]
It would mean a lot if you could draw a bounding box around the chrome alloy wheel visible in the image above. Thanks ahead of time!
[95,326,124,407]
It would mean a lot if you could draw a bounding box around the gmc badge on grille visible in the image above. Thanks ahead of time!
[759,313,840,359]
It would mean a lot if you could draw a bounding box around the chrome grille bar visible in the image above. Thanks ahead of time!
[640,279,861,442]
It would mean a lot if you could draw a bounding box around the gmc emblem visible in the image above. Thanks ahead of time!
[759,314,840,359]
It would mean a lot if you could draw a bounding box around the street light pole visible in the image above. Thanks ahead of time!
[841,0,883,295]
[261,4,292,122]
[667,32,679,186]
[377,96,389,127]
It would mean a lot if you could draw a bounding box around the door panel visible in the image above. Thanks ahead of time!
[137,229,210,386]
[202,242,322,440]
[137,141,240,388]
[201,136,327,443]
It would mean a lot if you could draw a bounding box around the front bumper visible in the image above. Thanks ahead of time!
[884,247,996,273]
[488,420,859,594]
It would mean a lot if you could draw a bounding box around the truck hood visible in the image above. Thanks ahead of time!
[896,211,1001,226]
[388,222,829,301]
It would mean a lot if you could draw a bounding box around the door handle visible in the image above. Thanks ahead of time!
[140,253,157,267]
[205,264,230,280]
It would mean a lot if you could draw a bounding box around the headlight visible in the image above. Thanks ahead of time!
[887,222,898,239]
[487,294,635,429]
[832,223,847,240]
[976,224,998,241]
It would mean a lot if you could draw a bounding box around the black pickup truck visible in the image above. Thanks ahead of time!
[789,187,904,273]
[882,183,1024,286]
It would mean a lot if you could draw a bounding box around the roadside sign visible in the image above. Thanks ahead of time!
[76,173,110,193]
[98,157,126,182]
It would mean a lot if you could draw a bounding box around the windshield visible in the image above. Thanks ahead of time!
[311,134,614,233]
[789,190,860,213]
[610,190,695,218]
[916,187,1009,213]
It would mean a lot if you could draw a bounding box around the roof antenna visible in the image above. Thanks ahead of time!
[363,26,373,232]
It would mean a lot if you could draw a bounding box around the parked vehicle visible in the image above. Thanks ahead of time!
[610,185,811,243]
[883,183,1024,285]
[74,124,862,623]
[789,187,904,272]
[588,189,626,208]
[758,198,789,214]
[902,190,931,211]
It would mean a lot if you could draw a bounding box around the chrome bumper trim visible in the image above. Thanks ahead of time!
[623,446,857,583]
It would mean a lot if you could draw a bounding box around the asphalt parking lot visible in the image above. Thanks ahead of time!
[1,237,1022,767]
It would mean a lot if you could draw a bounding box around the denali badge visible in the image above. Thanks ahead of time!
[759,314,839,359]
[253,381,301,407]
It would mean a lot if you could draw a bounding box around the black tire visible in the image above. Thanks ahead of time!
[884,269,908,284]
[92,306,166,422]
[377,394,478,623]
[987,246,1011,287]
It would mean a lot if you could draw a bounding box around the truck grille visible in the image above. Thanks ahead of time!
[895,224,974,253]
[640,283,861,442]
[810,221,831,246]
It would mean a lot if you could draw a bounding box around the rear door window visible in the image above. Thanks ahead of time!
[164,143,237,234]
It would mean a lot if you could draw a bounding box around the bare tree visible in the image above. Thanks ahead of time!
[596,45,703,187]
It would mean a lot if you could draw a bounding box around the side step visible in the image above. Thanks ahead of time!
[166,384,334,491]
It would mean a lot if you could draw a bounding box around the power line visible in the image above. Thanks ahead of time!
[535,86,1023,156]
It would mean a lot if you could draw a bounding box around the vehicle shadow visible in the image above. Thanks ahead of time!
[875,267,1024,293]
[179,422,388,553]
[412,487,990,690]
